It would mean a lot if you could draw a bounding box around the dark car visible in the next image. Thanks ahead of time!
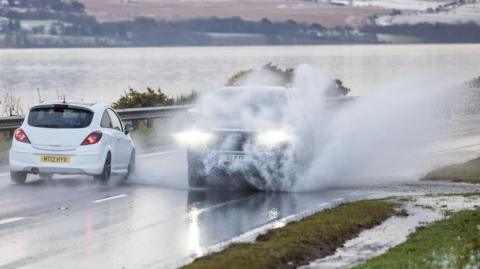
[175,86,313,191]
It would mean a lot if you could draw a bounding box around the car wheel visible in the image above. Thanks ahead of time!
[10,171,27,184]
[187,151,207,188]
[121,151,135,183]
[94,153,111,183]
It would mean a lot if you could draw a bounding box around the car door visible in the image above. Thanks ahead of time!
[100,110,123,169]
[107,109,131,168]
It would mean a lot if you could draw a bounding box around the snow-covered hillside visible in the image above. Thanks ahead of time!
[318,0,449,11]
[377,2,480,25]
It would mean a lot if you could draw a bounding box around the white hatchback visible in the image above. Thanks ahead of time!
[9,101,136,184]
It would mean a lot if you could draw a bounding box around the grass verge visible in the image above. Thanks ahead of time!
[423,158,480,184]
[354,209,480,269]
[181,200,398,269]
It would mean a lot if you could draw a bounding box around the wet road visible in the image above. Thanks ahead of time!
[1,114,480,268]
[0,152,391,269]
[1,151,480,269]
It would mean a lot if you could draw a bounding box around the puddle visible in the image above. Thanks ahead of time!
[301,195,480,269]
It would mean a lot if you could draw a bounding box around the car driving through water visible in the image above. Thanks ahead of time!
[175,86,313,191]
[9,101,136,184]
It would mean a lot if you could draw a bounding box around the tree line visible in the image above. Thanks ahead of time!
[0,5,375,47]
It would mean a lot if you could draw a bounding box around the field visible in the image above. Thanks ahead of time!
[80,0,389,27]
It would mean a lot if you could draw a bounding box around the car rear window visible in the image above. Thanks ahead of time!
[28,106,94,129]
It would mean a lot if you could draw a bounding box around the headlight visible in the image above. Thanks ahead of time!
[256,129,293,147]
[174,130,213,147]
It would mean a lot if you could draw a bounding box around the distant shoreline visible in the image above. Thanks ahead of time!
[2,42,480,50]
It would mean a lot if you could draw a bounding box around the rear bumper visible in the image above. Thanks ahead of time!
[9,144,106,175]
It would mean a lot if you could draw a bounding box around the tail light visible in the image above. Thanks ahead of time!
[81,131,103,145]
[14,128,30,144]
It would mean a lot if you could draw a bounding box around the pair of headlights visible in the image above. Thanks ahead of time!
[174,129,293,148]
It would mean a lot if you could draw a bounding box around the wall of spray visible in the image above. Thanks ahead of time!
[291,64,452,191]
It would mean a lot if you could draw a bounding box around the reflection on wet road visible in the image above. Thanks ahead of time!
[1,161,480,269]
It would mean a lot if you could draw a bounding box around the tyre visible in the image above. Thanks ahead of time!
[121,151,135,184]
[94,153,111,183]
[187,151,207,188]
[10,171,27,184]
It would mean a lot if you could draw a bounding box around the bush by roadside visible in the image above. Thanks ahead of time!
[227,63,351,96]
[112,64,351,109]
[112,87,198,109]
[469,76,480,89]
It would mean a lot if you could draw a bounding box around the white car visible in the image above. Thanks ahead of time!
[9,101,136,184]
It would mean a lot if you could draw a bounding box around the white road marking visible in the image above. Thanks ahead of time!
[0,217,27,226]
[92,194,128,204]
[0,172,9,177]
[138,149,181,159]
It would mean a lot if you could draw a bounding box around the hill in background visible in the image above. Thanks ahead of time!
[80,0,388,28]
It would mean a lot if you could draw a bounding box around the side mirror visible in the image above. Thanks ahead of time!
[125,124,135,134]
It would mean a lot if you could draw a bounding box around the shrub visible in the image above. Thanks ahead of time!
[0,91,24,117]
[112,64,352,109]
[227,63,294,87]
[469,76,480,89]
[112,87,174,109]
[173,91,199,105]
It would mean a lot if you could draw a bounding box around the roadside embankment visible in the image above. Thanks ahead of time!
[181,193,480,269]
[423,157,480,184]
[305,194,480,268]
[181,200,398,269]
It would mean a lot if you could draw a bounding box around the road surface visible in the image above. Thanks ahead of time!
[0,114,480,268]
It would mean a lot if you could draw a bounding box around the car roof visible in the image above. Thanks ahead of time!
[30,100,109,113]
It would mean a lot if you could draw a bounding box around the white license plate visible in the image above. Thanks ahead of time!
[220,154,246,162]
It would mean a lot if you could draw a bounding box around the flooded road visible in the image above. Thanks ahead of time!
[0,105,480,268]
[1,152,480,269]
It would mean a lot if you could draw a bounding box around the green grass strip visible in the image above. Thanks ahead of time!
[355,209,480,269]
[182,200,397,269]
